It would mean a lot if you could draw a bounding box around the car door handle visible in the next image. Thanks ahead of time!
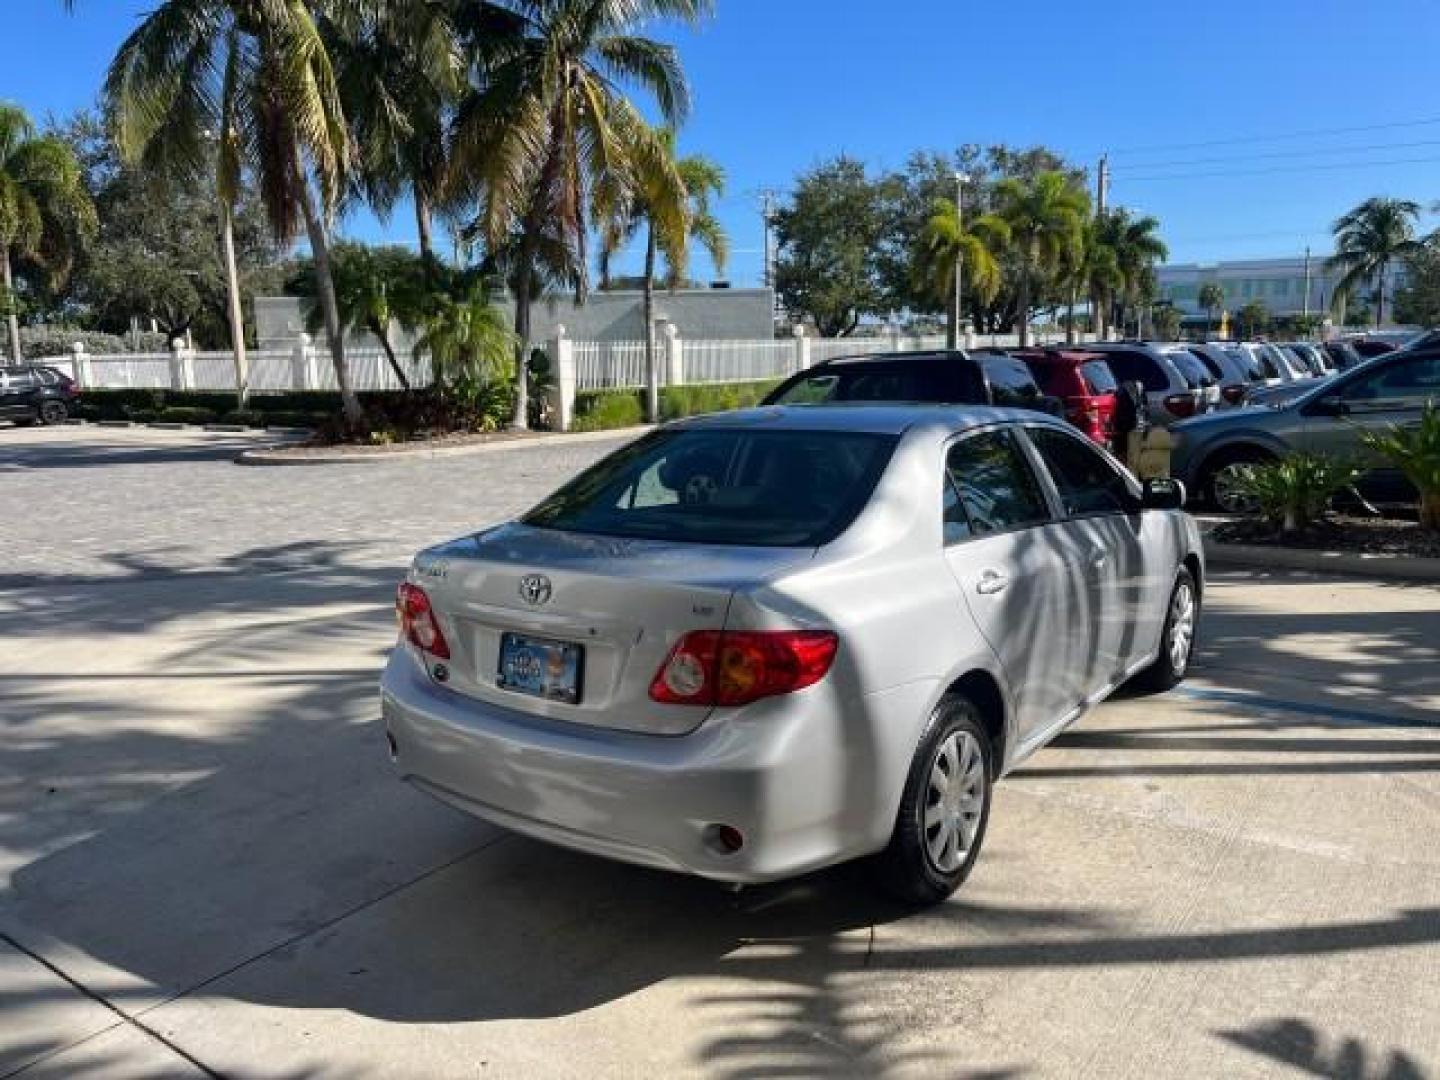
[976,569,1010,595]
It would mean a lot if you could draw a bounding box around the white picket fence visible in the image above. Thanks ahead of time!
[39,345,428,393]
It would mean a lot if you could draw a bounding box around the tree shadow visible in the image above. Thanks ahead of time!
[1218,1018,1431,1080]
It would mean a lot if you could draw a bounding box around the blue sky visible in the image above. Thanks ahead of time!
[4,0,1440,286]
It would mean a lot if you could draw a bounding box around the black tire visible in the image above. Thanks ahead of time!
[873,694,994,905]
[1131,566,1199,694]
[37,399,70,426]
[1200,446,1273,512]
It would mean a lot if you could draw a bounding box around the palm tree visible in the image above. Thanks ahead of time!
[1096,208,1167,337]
[106,0,359,427]
[1328,197,1423,329]
[1055,219,1118,345]
[993,171,1089,346]
[914,196,1009,348]
[0,103,96,361]
[413,277,515,420]
[1198,280,1225,334]
[449,0,712,429]
[291,242,428,390]
[599,129,727,422]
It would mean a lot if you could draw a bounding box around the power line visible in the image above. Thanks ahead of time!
[1113,137,1440,172]
[1117,153,1440,183]
[1092,115,1440,158]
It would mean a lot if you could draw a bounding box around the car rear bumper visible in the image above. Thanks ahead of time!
[380,646,902,883]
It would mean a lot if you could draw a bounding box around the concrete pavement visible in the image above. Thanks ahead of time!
[1,426,1437,1078]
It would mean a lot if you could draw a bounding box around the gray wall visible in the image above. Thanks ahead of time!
[254,288,775,351]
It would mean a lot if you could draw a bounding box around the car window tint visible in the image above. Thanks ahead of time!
[1343,356,1440,401]
[981,357,1043,406]
[1101,351,1168,391]
[1189,348,1225,381]
[944,430,1050,535]
[770,373,840,404]
[942,474,971,544]
[1027,427,1136,517]
[525,429,898,547]
[841,370,945,401]
[1169,349,1215,387]
[1079,361,1117,394]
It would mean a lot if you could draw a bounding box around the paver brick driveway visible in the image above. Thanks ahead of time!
[2,425,1438,1079]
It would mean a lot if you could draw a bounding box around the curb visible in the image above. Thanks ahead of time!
[1203,537,1440,583]
[234,425,652,466]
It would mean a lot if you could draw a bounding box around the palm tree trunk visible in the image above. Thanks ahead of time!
[2,247,20,363]
[643,225,659,424]
[296,172,363,431]
[371,319,411,391]
[1066,282,1078,345]
[1017,263,1032,347]
[219,200,249,412]
[946,260,959,350]
[1375,263,1386,329]
[510,258,532,430]
[415,188,434,265]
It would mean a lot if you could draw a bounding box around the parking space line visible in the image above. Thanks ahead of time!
[1176,686,1440,730]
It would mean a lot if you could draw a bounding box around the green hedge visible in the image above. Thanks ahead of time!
[155,406,219,425]
[76,388,411,426]
[572,380,781,432]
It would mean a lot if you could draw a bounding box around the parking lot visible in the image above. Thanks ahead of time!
[2,424,1438,1079]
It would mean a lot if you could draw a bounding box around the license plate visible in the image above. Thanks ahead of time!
[497,632,584,704]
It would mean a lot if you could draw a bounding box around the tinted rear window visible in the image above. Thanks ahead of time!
[1101,351,1168,391]
[980,356,1043,405]
[765,361,985,406]
[1168,349,1215,388]
[1187,348,1225,381]
[1079,361,1117,393]
[524,429,898,547]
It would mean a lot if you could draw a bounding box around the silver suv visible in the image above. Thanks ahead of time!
[1085,342,1219,425]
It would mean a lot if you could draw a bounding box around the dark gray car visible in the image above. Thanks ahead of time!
[1171,348,1440,510]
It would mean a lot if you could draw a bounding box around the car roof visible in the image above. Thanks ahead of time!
[815,349,974,368]
[671,403,1066,437]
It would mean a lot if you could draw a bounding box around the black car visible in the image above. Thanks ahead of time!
[761,349,1062,414]
[1,365,81,426]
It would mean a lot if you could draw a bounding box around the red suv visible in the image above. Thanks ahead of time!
[1014,349,1119,446]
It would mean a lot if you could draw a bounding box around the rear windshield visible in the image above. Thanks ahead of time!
[523,429,899,547]
[766,362,984,406]
[1079,360,1118,393]
[980,356,1044,405]
[1168,349,1215,388]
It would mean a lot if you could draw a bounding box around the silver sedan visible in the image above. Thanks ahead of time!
[381,406,1204,904]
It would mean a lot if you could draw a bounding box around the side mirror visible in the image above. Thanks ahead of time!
[1141,477,1186,510]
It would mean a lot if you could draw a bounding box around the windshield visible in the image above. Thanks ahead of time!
[524,428,899,547]
[1168,349,1215,388]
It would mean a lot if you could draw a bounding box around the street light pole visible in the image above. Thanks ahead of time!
[953,172,969,350]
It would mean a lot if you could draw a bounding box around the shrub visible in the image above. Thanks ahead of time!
[1232,454,1365,533]
[572,390,645,432]
[1362,400,1440,531]
[155,406,218,425]
[20,328,170,359]
[216,410,267,427]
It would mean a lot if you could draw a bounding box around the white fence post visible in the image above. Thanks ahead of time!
[664,324,684,386]
[169,337,194,390]
[793,325,811,372]
[550,325,576,431]
[71,342,92,387]
[291,332,316,390]
[889,326,904,352]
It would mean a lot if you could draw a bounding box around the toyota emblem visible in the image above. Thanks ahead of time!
[518,573,553,605]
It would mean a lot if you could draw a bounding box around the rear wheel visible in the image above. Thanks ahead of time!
[38,399,70,425]
[1201,447,1273,512]
[874,694,993,905]
[1131,567,1199,694]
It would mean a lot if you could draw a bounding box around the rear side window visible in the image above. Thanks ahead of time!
[1188,348,1225,381]
[1168,349,1215,388]
[767,363,982,406]
[981,357,1043,406]
[525,428,898,547]
[1101,351,1168,391]
[1027,427,1137,517]
[1079,361,1118,394]
[1342,356,1440,402]
[1029,363,1084,399]
[943,430,1051,538]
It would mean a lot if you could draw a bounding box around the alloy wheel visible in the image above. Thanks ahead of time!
[39,401,68,425]
[1211,463,1259,514]
[923,729,986,873]
[1168,580,1196,674]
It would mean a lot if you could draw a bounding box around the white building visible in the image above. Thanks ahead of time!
[1156,255,1405,322]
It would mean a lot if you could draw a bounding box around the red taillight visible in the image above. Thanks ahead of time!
[650,629,838,707]
[1222,385,1245,405]
[396,582,451,659]
[1164,394,1198,419]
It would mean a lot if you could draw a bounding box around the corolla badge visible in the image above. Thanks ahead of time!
[518,573,553,606]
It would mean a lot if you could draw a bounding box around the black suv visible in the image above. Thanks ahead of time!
[1,365,81,426]
[761,350,1061,413]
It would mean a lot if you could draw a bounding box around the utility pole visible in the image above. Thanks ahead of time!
[758,189,778,291]
[953,173,969,350]
[1096,154,1110,215]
